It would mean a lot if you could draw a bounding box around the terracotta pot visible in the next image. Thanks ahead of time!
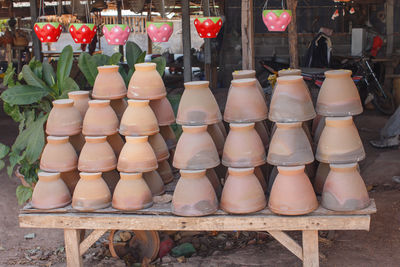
[217,121,227,138]
[255,121,270,149]
[110,98,128,121]
[278,69,301,76]
[69,133,86,154]
[176,81,222,125]
[172,169,218,216]
[46,99,82,136]
[107,133,125,158]
[254,166,267,192]
[127,63,166,100]
[103,170,120,193]
[143,170,165,196]
[207,124,225,156]
[78,136,117,172]
[316,70,363,116]
[220,167,266,214]
[222,123,266,167]
[269,76,316,122]
[40,136,78,172]
[206,168,222,198]
[157,160,174,184]
[68,91,90,118]
[149,97,175,126]
[72,172,111,211]
[146,21,173,42]
[120,100,159,136]
[232,70,265,100]
[149,133,170,162]
[224,78,268,123]
[159,125,177,149]
[269,165,318,215]
[267,122,314,166]
[322,163,370,211]
[83,100,119,136]
[316,116,365,163]
[173,125,220,170]
[32,172,71,209]
[112,172,153,211]
[117,136,158,172]
[92,66,126,100]
[60,170,80,194]
[103,24,131,45]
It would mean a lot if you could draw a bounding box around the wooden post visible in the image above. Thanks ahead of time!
[203,0,212,84]
[181,0,192,82]
[29,0,41,61]
[386,0,394,56]
[64,229,83,267]
[287,0,299,68]
[241,0,254,70]
[302,230,319,267]
[117,0,124,61]
[147,8,152,54]
[57,0,62,16]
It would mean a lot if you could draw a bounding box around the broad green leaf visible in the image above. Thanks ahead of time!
[3,102,23,122]
[92,54,109,66]
[57,45,73,92]
[126,41,144,69]
[59,77,80,98]
[21,65,51,92]
[28,58,43,79]
[16,185,33,205]
[0,160,4,170]
[38,99,52,113]
[126,68,134,85]
[109,53,122,65]
[3,63,16,87]
[151,56,167,76]
[7,150,23,177]
[167,94,181,116]
[1,85,49,105]
[78,52,98,86]
[118,65,129,86]
[25,114,48,163]
[42,61,56,88]
[0,143,10,159]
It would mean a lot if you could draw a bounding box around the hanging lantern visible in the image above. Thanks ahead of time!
[146,21,173,42]
[262,0,292,32]
[194,17,223,38]
[69,23,97,44]
[34,22,63,43]
[103,24,131,45]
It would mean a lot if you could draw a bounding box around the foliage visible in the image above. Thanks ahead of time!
[0,143,10,170]
[0,45,80,204]
[167,94,182,139]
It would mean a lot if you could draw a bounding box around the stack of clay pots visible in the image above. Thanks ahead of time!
[267,75,319,215]
[315,69,370,211]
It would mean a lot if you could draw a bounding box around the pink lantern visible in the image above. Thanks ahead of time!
[146,21,173,42]
[103,24,131,45]
[262,0,292,32]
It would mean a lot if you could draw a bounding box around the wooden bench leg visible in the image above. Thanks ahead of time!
[302,230,319,267]
[64,229,83,267]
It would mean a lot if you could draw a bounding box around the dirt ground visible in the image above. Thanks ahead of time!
[0,98,400,266]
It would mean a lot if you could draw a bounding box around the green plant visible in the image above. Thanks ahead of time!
[0,45,80,204]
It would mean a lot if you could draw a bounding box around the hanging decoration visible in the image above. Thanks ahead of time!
[103,24,131,45]
[34,0,62,43]
[262,0,292,32]
[194,0,223,39]
[146,21,173,42]
[69,23,97,44]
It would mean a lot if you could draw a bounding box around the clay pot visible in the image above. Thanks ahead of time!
[72,172,111,211]
[316,116,365,163]
[157,160,174,184]
[269,76,316,122]
[159,125,177,149]
[32,172,71,209]
[118,136,158,172]
[120,100,159,136]
[278,69,301,76]
[220,167,266,214]
[83,100,119,136]
[206,168,222,197]
[222,123,266,168]
[68,91,90,118]
[46,99,82,136]
[149,133,170,162]
[172,169,218,216]
[217,121,227,138]
[173,125,220,170]
[103,170,120,193]
[322,163,370,211]
[107,133,125,158]
[127,63,166,100]
[149,97,175,126]
[314,162,330,195]
[254,166,267,192]
[40,136,78,172]
[176,81,222,125]
[316,70,363,116]
[255,121,270,149]
[267,122,314,166]
[143,171,165,196]
[269,165,318,215]
[69,133,86,154]
[232,70,265,100]
[224,78,268,123]
[110,98,128,121]
[207,123,225,156]
[78,136,117,172]
[112,172,153,211]
[60,170,80,194]
[92,65,127,100]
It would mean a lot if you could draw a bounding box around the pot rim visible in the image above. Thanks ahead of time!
[47,136,69,141]
[325,69,352,78]
[126,136,149,142]
[38,171,61,181]
[231,78,257,86]
[276,75,303,84]
[277,165,305,173]
[85,136,107,142]
[230,122,255,128]
[53,99,74,107]
[134,62,156,71]
[184,80,210,88]
[68,90,89,97]
[330,162,358,169]
[97,65,119,72]
[88,99,111,107]
[276,121,302,128]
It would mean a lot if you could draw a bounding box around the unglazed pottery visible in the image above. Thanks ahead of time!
[159,125,177,149]
[220,167,266,214]
[254,166,267,192]
[316,70,363,116]
[206,168,222,198]
[314,162,330,194]
[269,165,318,215]
[149,97,175,126]
[176,81,222,125]
[322,163,370,211]
[278,69,301,76]
[68,91,90,118]
[222,123,266,168]
[60,170,80,194]
[143,170,165,196]
[112,172,153,211]
[316,117,365,163]
[267,122,314,166]
[110,98,128,120]
[172,169,218,216]
[46,99,82,136]
[92,65,127,99]
[173,125,220,170]
[78,136,117,172]
[269,76,316,122]
[255,121,270,149]
[69,133,86,154]
[232,70,265,100]
[224,78,268,123]
[107,133,125,158]
[72,172,111,211]
[157,160,174,184]
[32,172,71,209]
[120,100,159,136]
[128,63,166,100]
[117,136,158,172]
[83,100,119,136]
[40,136,78,172]
[207,123,225,156]
[149,133,170,162]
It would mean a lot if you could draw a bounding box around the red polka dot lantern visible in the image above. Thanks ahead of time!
[193,17,223,39]
[34,22,62,43]
[69,23,97,44]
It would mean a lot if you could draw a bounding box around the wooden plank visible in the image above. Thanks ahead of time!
[287,0,299,68]
[302,230,319,267]
[79,229,107,255]
[268,230,303,260]
[241,0,254,70]
[181,0,192,82]
[64,229,83,267]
